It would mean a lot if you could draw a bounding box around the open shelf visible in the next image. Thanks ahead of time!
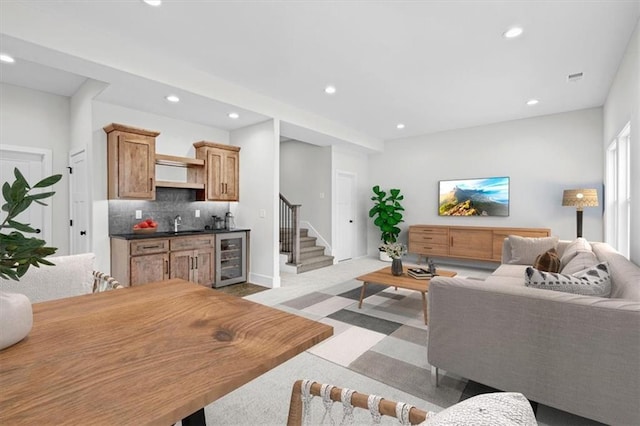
[155,154,204,167]
[155,181,205,189]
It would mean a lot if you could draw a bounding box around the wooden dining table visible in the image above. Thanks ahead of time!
[0,279,333,425]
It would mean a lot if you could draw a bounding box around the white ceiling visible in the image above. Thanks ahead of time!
[0,1,638,142]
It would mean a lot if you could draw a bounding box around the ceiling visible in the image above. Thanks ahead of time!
[0,1,638,143]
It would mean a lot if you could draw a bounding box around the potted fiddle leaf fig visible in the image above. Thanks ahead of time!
[369,185,405,261]
[1,167,61,350]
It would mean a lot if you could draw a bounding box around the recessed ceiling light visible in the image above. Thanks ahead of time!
[396,123,405,129]
[165,95,180,103]
[143,0,162,6]
[228,112,239,119]
[0,54,15,63]
[503,27,523,39]
[324,85,336,95]
[526,99,539,106]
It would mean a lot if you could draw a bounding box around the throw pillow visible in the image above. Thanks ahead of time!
[559,237,593,269]
[507,235,559,265]
[524,262,611,297]
[421,392,537,426]
[533,248,560,272]
[561,250,599,275]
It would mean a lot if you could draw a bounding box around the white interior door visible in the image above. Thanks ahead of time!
[335,171,356,261]
[69,148,90,254]
[0,145,52,244]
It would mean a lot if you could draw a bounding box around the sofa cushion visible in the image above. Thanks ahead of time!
[559,237,592,269]
[561,249,599,275]
[507,235,559,265]
[592,242,640,301]
[421,392,537,426]
[524,262,611,297]
[533,248,560,272]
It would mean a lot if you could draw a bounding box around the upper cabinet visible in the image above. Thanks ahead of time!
[192,141,240,202]
[104,123,159,200]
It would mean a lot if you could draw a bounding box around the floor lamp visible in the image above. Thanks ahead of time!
[562,189,599,238]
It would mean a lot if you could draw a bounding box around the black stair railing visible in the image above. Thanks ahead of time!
[279,194,301,265]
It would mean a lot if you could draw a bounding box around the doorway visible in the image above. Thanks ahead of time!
[0,144,53,244]
[69,148,90,254]
[335,170,356,261]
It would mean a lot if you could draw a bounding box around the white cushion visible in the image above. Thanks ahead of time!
[524,262,611,297]
[0,253,95,303]
[507,235,559,265]
[561,250,599,275]
[421,392,537,425]
[559,238,592,269]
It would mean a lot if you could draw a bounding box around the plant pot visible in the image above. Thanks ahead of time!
[379,251,392,262]
[391,258,403,276]
[0,291,33,350]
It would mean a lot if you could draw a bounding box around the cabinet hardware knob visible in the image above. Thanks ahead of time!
[80,231,87,236]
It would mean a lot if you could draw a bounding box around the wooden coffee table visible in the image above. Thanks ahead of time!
[356,266,457,325]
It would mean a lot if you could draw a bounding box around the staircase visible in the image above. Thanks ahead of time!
[281,227,334,273]
[279,193,334,274]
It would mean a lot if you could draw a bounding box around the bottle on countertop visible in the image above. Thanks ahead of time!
[225,212,235,230]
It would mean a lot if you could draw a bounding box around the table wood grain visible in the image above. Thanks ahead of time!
[0,279,333,424]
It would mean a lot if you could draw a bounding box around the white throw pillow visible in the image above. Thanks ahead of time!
[559,237,593,269]
[507,235,559,265]
[524,262,611,297]
[561,250,599,275]
[421,392,537,425]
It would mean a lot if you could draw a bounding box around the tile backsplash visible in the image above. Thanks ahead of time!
[109,188,230,234]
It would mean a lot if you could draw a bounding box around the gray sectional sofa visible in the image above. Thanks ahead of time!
[427,239,640,425]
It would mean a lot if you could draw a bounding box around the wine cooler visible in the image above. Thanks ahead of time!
[214,232,247,287]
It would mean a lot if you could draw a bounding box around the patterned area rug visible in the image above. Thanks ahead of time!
[274,278,469,408]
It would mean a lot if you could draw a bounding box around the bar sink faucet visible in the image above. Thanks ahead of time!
[174,215,182,233]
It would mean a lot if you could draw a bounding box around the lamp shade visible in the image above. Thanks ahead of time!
[562,189,599,210]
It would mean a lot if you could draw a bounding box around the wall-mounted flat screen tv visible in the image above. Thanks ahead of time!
[439,177,509,217]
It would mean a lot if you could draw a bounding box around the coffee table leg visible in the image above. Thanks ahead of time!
[421,291,428,325]
[358,282,368,308]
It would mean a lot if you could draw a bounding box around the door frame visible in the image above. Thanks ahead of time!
[0,144,53,244]
[333,170,357,261]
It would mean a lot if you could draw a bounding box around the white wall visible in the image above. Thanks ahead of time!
[231,120,280,287]
[280,140,332,245]
[604,20,639,265]
[368,108,604,255]
[0,83,70,254]
[332,146,370,258]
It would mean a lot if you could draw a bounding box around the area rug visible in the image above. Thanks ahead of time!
[216,282,269,297]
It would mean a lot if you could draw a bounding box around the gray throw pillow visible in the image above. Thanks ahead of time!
[559,237,593,269]
[561,250,599,275]
[507,235,559,265]
[525,262,611,297]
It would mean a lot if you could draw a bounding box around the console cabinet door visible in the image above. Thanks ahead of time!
[170,250,194,282]
[449,228,493,259]
[195,248,214,287]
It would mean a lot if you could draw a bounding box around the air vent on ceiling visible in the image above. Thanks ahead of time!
[567,72,584,82]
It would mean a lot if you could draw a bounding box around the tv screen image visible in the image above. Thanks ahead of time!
[439,177,509,217]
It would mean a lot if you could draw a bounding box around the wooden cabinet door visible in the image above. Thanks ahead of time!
[130,253,168,285]
[195,248,214,287]
[449,228,493,259]
[206,150,224,201]
[117,134,155,200]
[222,150,239,201]
[170,250,194,282]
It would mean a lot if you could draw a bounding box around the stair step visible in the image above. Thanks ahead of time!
[295,255,334,273]
[300,236,317,248]
[280,228,308,238]
[299,246,325,260]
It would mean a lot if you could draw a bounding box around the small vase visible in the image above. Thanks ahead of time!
[0,291,33,350]
[391,258,403,276]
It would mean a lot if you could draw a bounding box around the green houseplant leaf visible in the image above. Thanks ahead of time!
[0,167,62,281]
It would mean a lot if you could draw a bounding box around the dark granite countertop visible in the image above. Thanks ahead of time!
[110,228,250,240]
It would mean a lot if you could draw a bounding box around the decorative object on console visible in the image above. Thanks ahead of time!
[369,185,404,244]
[562,188,599,238]
[438,177,509,217]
